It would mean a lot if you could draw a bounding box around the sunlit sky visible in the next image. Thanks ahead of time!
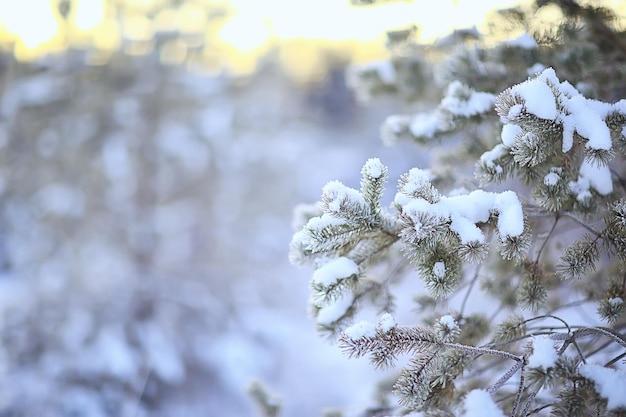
[4,0,622,76]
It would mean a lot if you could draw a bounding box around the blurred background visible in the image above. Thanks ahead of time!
[0,0,550,416]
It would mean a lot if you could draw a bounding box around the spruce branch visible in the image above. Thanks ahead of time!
[488,359,525,395]
[290,12,626,415]
[554,326,626,351]
[556,235,600,280]
[360,158,389,222]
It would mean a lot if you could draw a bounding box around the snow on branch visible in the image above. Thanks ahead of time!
[479,67,626,211]
[579,364,626,411]
[381,81,495,144]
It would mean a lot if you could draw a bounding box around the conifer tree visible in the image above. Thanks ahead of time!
[290,1,626,415]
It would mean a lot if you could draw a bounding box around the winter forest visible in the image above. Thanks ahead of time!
[1,0,626,416]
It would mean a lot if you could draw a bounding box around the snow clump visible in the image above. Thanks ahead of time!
[527,336,558,370]
[312,257,359,287]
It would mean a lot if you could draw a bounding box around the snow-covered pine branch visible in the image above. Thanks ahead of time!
[381,81,496,145]
[289,2,626,415]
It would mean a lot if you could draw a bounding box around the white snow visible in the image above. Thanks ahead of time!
[399,168,436,197]
[544,172,560,186]
[400,189,524,243]
[566,95,612,151]
[561,115,575,153]
[462,389,506,417]
[479,144,507,172]
[493,191,525,237]
[322,181,366,213]
[504,68,614,155]
[441,81,495,117]
[501,124,522,148]
[362,157,385,179]
[432,261,446,278]
[511,75,557,121]
[311,257,359,287]
[507,104,523,121]
[439,315,459,332]
[609,297,624,306]
[378,313,397,332]
[383,114,411,134]
[316,292,355,325]
[527,336,558,370]
[579,364,626,410]
[409,112,441,139]
[344,320,377,340]
[569,160,613,199]
[449,214,485,243]
[527,63,546,76]
[306,213,346,230]
[506,33,537,49]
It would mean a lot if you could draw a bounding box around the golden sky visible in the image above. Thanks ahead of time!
[0,0,528,49]
[0,0,566,75]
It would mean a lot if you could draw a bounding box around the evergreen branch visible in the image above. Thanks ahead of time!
[360,158,388,221]
[394,351,441,410]
[604,351,626,367]
[348,230,399,265]
[535,213,560,262]
[488,360,525,395]
[440,342,524,362]
[560,212,603,236]
[460,264,483,316]
[528,402,555,416]
[511,366,527,417]
[338,325,438,369]
[306,222,372,254]
[554,326,626,351]
[518,390,538,417]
